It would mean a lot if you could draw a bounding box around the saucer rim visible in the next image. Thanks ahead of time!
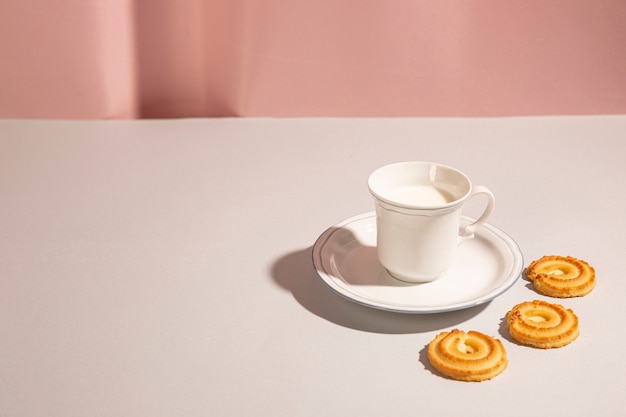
[312,212,524,314]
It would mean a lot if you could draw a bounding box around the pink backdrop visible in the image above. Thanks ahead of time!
[1,0,626,119]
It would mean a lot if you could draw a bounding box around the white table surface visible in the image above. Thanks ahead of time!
[1,117,625,416]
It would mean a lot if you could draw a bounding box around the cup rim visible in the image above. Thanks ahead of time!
[368,161,472,210]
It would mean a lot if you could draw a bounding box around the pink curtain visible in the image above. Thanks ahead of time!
[1,0,626,119]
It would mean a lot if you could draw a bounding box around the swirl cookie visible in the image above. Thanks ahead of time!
[506,300,579,349]
[427,329,508,382]
[525,255,595,298]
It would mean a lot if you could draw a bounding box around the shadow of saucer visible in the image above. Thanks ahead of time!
[270,246,489,334]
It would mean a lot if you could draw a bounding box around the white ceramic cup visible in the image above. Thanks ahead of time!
[368,161,495,283]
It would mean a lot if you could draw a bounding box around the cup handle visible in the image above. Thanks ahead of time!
[458,185,495,243]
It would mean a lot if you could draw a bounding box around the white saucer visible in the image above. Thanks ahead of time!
[312,212,523,314]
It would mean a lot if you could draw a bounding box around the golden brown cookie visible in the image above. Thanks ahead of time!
[506,300,579,348]
[427,329,508,382]
[525,255,595,298]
